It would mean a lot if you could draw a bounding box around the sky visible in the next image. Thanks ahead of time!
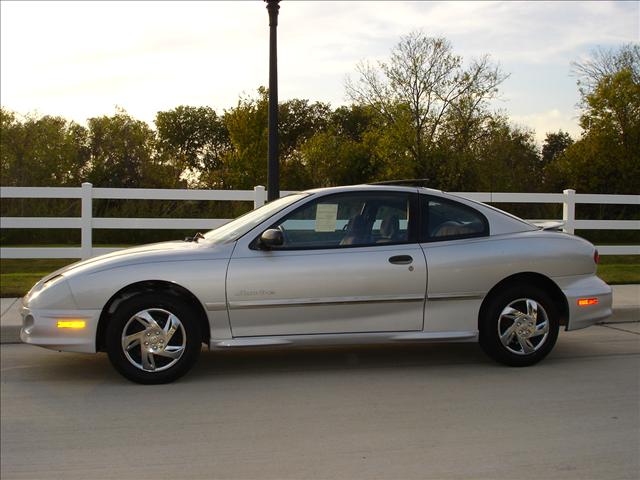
[1,1,638,143]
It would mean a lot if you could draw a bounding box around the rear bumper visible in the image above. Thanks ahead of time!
[20,305,100,353]
[555,275,613,331]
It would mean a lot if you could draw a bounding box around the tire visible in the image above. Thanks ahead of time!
[479,285,560,367]
[106,292,202,384]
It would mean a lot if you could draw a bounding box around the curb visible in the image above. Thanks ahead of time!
[604,306,639,324]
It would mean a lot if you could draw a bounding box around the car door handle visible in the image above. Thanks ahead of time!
[388,255,413,265]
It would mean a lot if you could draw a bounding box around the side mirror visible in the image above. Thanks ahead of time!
[260,228,284,249]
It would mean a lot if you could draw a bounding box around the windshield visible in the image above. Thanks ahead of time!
[203,193,308,244]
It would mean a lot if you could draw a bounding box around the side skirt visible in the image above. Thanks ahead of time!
[210,330,478,349]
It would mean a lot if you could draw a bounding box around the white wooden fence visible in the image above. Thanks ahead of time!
[1,183,638,259]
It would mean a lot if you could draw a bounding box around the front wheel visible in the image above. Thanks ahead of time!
[106,293,202,384]
[479,286,560,367]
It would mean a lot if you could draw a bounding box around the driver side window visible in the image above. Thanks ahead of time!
[272,192,412,249]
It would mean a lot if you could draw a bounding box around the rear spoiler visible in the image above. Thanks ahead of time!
[531,221,565,231]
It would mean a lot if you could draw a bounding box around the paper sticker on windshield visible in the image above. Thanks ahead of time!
[315,204,338,232]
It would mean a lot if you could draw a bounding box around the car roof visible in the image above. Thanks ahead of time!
[303,184,444,195]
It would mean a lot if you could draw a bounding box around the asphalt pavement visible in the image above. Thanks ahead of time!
[1,323,639,480]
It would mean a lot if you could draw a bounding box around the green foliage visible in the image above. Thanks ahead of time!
[301,132,374,187]
[1,108,89,187]
[221,90,269,189]
[346,31,508,179]
[541,131,573,166]
[220,87,333,190]
[547,67,639,194]
[86,109,171,188]
[473,118,541,192]
[1,36,638,250]
[155,106,231,188]
[572,44,639,103]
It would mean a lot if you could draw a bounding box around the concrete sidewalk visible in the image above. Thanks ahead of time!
[1,285,637,344]
[611,284,640,322]
[0,297,22,344]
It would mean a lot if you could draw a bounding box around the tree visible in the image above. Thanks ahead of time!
[345,32,507,179]
[548,59,639,194]
[86,109,168,188]
[330,105,376,142]
[155,106,231,188]
[300,105,380,187]
[572,44,639,101]
[221,88,332,190]
[0,108,89,187]
[580,69,639,153]
[473,119,540,192]
[541,131,573,166]
[220,90,269,189]
[277,96,331,189]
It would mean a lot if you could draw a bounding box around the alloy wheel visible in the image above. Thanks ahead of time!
[497,298,550,355]
[121,308,187,372]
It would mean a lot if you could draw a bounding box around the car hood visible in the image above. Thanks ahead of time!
[42,240,234,282]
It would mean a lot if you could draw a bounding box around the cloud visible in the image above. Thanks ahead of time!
[510,109,582,144]
[1,0,637,129]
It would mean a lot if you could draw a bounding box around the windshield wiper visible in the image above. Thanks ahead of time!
[184,232,205,243]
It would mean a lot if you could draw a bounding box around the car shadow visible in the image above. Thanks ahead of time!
[189,342,492,380]
[8,329,626,385]
[3,342,491,386]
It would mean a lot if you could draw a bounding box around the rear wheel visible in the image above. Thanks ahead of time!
[106,293,202,384]
[479,285,560,367]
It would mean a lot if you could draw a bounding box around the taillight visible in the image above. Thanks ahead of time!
[594,249,600,265]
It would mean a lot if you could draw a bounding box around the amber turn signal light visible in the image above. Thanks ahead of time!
[577,298,598,307]
[56,320,86,329]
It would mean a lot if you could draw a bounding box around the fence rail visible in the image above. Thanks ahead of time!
[1,183,638,259]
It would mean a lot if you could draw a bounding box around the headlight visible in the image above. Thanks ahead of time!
[26,275,77,309]
[25,275,63,303]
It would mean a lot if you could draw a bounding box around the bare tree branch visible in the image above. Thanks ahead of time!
[571,44,639,100]
[345,31,508,175]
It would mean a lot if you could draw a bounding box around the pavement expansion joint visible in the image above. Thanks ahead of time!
[0,298,19,317]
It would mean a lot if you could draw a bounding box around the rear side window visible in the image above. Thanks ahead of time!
[420,196,488,242]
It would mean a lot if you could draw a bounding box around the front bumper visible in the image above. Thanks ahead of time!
[20,305,101,353]
[556,275,613,331]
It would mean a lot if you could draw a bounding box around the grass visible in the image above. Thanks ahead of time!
[0,245,134,297]
[1,259,78,298]
[1,254,638,298]
[596,255,640,285]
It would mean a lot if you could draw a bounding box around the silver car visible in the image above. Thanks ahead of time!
[20,185,612,383]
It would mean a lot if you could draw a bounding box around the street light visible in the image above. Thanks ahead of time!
[265,0,280,201]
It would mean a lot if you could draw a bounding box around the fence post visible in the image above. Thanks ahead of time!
[254,185,266,209]
[80,182,93,259]
[562,189,576,234]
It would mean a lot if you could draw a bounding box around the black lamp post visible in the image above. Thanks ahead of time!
[265,0,280,201]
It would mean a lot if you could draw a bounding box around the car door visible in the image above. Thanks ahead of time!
[419,194,491,334]
[226,190,427,337]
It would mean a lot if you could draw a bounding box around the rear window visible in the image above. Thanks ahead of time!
[421,196,489,241]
